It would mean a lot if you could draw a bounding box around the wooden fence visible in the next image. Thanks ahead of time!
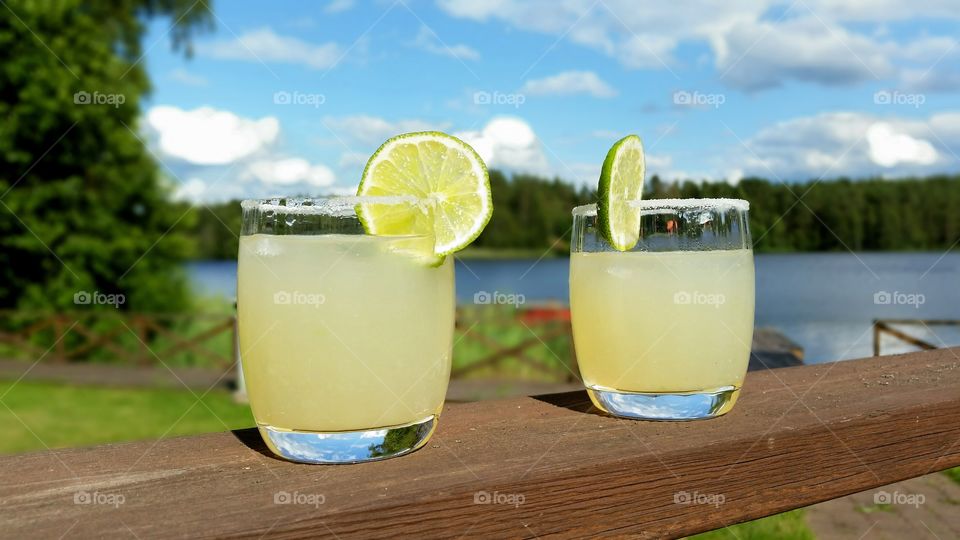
[0,307,581,380]
[0,308,807,386]
[0,310,237,369]
[873,318,960,356]
[1,348,958,538]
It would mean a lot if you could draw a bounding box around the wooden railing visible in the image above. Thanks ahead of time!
[1,348,958,538]
[873,318,960,356]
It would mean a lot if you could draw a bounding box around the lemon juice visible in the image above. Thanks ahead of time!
[239,131,491,463]
[573,131,754,420]
[570,249,754,394]
[238,234,454,433]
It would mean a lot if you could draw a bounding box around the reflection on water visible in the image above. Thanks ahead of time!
[188,252,960,364]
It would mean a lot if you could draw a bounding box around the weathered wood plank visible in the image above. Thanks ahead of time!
[0,349,958,539]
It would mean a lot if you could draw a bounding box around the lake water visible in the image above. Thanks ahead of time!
[188,252,960,364]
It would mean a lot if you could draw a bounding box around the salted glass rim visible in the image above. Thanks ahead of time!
[572,198,750,217]
[241,195,419,216]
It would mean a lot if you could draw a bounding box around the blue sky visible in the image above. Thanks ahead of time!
[138,0,960,202]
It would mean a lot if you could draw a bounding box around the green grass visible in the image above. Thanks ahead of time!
[855,503,894,514]
[0,380,253,455]
[687,510,814,540]
[945,466,960,485]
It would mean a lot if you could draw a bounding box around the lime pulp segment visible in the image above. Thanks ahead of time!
[356,131,492,258]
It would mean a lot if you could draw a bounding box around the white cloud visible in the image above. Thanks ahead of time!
[173,178,208,202]
[413,25,480,61]
[645,153,673,172]
[716,17,893,90]
[866,123,937,167]
[737,111,947,179]
[725,168,745,185]
[437,0,958,91]
[455,116,549,174]
[146,105,341,203]
[146,106,279,165]
[799,0,960,22]
[901,68,960,92]
[323,115,450,145]
[325,0,354,14]
[168,68,207,86]
[203,28,342,70]
[521,71,617,98]
[243,158,336,187]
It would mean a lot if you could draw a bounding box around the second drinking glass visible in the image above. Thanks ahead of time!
[570,199,755,420]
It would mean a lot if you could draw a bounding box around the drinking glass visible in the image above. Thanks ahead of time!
[238,197,454,463]
[570,199,754,420]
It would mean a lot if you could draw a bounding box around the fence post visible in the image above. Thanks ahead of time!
[873,320,881,356]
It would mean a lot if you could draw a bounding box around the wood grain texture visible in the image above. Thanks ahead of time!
[1,349,958,539]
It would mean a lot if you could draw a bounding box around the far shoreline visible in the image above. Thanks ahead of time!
[185,248,960,263]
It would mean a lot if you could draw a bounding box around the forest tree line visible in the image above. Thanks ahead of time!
[178,171,960,259]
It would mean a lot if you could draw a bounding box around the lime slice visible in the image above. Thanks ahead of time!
[356,132,492,260]
[597,134,645,251]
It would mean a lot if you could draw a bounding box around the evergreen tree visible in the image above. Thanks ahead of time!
[0,0,212,311]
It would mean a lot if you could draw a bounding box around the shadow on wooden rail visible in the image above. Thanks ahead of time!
[1,348,958,538]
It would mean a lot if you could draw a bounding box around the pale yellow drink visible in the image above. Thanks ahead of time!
[570,249,754,393]
[238,234,454,432]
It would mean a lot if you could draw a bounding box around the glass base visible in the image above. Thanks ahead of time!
[259,415,438,464]
[586,385,740,421]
